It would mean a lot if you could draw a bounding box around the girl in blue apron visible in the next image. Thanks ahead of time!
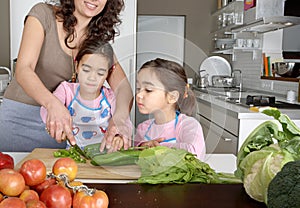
[40,40,127,150]
[134,58,206,161]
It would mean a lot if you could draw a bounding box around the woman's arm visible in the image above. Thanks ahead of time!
[100,60,133,151]
[15,16,75,145]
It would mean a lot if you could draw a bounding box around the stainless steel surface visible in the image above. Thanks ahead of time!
[211,75,234,87]
[0,66,12,82]
[273,62,300,77]
[232,16,300,33]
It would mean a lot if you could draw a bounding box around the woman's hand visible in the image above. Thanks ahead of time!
[45,98,75,145]
[140,138,166,148]
[100,117,131,152]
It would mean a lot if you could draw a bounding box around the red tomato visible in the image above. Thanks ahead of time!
[0,152,14,170]
[40,184,72,208]
[0,169,25,196]
[31,177,57,195]
[19,189,39,203]
[0,197,26,208]
[73,190,109,208]
[52,158,78,181]
[19,159,47,186]
[26,199,47,208]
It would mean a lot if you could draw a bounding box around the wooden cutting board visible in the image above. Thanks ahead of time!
[15,148,141,180]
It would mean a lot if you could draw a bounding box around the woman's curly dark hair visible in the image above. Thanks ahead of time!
[53,0,124,49]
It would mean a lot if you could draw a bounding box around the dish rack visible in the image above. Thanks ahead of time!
[0,66,12,93]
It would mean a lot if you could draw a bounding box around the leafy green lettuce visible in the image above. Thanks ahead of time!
[137,146,241,184]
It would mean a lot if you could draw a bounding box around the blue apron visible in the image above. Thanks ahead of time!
[144,111,180,143]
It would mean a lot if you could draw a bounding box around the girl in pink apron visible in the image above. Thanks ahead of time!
[41,40,131,150]
[134,58,206,161]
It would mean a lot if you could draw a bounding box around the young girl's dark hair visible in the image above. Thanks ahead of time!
[52,0,124,49]
[139,58,196,116]
[76,39,114,71]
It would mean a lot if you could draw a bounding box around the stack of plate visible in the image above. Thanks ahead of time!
[199,56,232,87]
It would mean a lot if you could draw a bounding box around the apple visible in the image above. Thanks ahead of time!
[0,169,25,196]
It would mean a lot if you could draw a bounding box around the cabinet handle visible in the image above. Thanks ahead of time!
[223,137,232,142]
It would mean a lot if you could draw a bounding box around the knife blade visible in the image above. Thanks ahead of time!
[66,137,89,159]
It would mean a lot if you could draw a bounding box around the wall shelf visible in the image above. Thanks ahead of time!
[261,76,300,82]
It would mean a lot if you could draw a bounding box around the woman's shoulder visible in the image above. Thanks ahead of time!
[29,2,53,15]
[28,2,54,29]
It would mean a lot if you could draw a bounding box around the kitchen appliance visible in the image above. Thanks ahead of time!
[195,70,208,88]
[273,62,300,77]
[223,95,300,109]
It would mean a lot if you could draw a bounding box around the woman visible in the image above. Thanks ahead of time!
[0,0,133,152]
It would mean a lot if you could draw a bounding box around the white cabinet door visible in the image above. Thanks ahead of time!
[10,0,43,71]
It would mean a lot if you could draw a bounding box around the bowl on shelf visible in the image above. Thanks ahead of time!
[214,38,236,50]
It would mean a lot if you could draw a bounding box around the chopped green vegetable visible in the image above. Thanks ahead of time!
[136,146,241,184]
[53,147,86,163]
[267,160,300,208]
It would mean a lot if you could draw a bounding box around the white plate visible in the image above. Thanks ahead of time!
[199,56,232,86]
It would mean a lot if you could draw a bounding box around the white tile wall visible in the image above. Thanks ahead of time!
[232,52,299,97]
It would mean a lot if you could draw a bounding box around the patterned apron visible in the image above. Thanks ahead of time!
[67,87,111,148]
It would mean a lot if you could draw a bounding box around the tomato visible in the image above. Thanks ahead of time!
[0,197,26,208]
[31,177,57,195]
[0,169,25,196]
[26,199,47,208]
[52,158,78,181]
[0,152,14,170]
[19,189,39,203]
[73,190,109,208]
[40,184,72,208]
[19,159,47,186]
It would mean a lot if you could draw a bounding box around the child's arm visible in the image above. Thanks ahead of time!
[163,116,206,161]
[139,138,165,148]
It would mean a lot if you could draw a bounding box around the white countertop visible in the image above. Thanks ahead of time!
[194,87,300,120]
[6,152,237,183]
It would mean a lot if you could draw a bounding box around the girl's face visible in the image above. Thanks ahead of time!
[74,0,108,19]
[136,68,169,115]
[76,54,109,100]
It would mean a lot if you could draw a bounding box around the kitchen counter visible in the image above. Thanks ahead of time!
[193,87,300,120]
[7,151,237,183]
[7,152,264,207]
[7,152,266,207]
[194,86,300,153]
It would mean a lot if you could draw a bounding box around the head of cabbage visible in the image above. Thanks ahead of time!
[238,143,294,203]
[235,108,300,204]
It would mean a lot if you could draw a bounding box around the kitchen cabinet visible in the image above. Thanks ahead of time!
[195,88,300,155]
[196,98,239,155]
